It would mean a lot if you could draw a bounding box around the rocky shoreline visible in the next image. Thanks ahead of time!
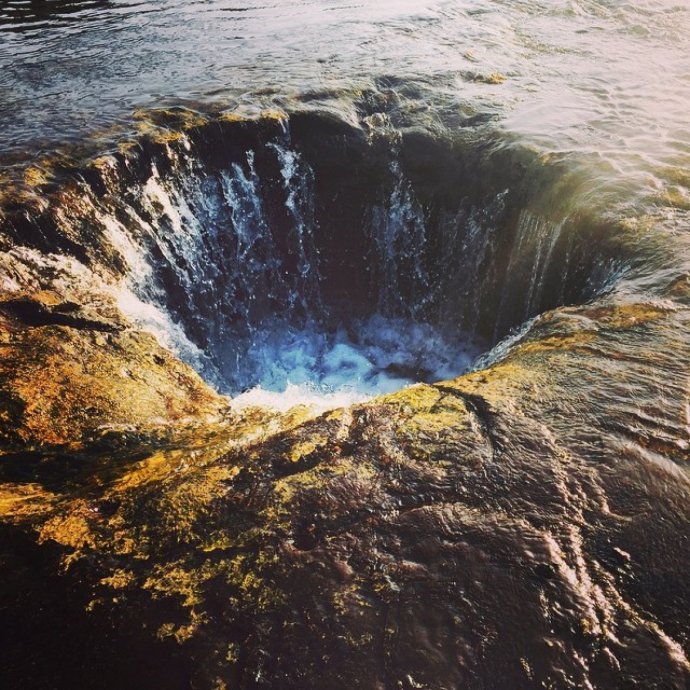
[1,110,689,689]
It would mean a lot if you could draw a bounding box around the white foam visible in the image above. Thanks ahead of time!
[99,212,153,280]
[230,381,368,415]
[229,315,482,414]
[106,283,214,378]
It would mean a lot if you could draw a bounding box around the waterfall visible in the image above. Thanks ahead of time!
[522,212,564,320]
[368,161,430,319]
[92,143,547,402]
[0,118,613,409]
[494,209,566,340]
[84,132,329,394]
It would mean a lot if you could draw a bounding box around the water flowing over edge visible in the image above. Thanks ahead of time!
[0,106,637,413]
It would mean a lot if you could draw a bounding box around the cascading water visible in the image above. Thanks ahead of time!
[104,128,488,410]
[2,3,690,688]
[0,112,612,414]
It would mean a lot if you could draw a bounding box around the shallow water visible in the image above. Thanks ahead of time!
[2,1,690,181]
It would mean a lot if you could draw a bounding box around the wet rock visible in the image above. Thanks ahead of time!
[0,313,229,454]
[1,307,689,689]
[0,289,125,332]
[0,110,688,689]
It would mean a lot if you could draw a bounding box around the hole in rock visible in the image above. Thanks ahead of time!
[57,113,619,410]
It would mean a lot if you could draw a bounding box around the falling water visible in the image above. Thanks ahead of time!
[77,129,493,408]
[0,114,607,412]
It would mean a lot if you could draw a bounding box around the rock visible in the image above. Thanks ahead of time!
[0,316,229,454]
[0,308,689,689]
[0,290,124,332]
[0,109,688,689]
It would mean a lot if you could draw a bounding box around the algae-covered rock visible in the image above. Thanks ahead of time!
[0,291,228,454]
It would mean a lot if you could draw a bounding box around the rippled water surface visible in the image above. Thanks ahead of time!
[2,0,690,180]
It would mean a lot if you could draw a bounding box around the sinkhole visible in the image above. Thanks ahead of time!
[18,111,621,409]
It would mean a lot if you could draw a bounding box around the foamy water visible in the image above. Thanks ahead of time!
[229,315,482,412]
